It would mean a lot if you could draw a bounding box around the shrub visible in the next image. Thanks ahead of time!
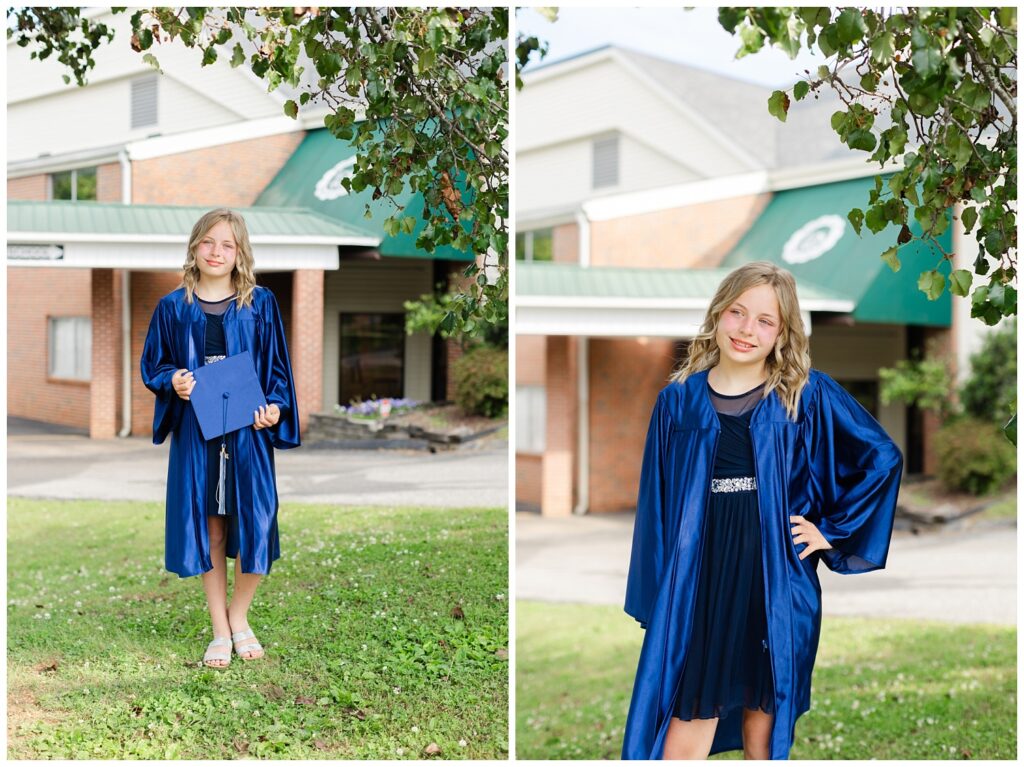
[960,318,1017,423]
[934,417,1016,495]
[451,345,508,417]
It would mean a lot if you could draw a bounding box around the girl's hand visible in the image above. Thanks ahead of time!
[790,515,834,560]
[253,404,281,430]
[171,369,195,401]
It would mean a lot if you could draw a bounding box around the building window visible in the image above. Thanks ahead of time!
[48,317,91,380]
[339,312,405,404]
[592,135,619,189]
[516,385,546,454]
[515,229,553,262]
[131,75,158,129]
[50,167,97,201]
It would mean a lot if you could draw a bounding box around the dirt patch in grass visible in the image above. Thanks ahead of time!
[8,683,67,755]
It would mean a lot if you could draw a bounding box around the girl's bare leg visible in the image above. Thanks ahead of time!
[228,555,264,658]
[662,716,719,760]
[200,516,231,665]
[742,708,773,759]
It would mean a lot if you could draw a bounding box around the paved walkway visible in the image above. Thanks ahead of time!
[6,427,509,509]
[516,511,1016,626]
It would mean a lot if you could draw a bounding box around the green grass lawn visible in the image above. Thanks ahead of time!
[516,601,1015,760]
[7,498,508,759]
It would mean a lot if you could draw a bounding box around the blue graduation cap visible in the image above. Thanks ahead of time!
[190,350,268,441]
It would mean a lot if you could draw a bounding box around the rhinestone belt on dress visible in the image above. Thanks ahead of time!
[204,355,227,364]
[710,476,757,493]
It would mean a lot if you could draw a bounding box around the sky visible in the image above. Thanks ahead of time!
[517,6,832,89]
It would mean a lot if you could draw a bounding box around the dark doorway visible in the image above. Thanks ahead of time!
[339,312,405,404]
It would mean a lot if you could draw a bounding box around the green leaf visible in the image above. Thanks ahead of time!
[865,205,888,233]
[231,43,245,68]
[955,78,991,111]
[848,207,864,236]
[918,269,946,300]
[860,72,879,92]
[383,217,400,238]
[1003,414,1016,447]
[793,80,810,101]
[847,128,877,152]
[836,9,868,44]
[911,43,942,78]
[767,90,790,122]
[283,99,298,119]
[417,47,436,74]
[943,125,972,170]
[400,216,416,235]
[201,46,217,67]
[142,53,162,73]
[949,269,972,297]
[869,31,895,65]
[961,206,978,233]
[881,245,901,272]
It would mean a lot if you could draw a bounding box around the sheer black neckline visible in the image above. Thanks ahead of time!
[707,380,766,398]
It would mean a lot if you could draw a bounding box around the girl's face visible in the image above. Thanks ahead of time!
[194,220,238,281]
[715,283,782,370]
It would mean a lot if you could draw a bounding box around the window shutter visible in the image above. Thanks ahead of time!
[131,76,158,129]
[592,136,619,189]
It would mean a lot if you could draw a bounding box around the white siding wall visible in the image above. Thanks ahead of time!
[808,323,907,452]
[517,53,753,216]
[322,259,433,409]
[7,9,281,162]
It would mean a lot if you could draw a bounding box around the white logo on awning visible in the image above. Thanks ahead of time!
[782,215,845,264]
[314,156,357,200]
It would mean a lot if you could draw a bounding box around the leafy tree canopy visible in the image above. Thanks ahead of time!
[721,7,1016,325]
[8,6,508,335]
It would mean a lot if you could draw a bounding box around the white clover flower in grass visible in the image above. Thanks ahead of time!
[458,740,467,748]
[411,726,419,733]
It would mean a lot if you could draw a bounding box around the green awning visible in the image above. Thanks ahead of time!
[255,128,472,261]
[721,174,952,327]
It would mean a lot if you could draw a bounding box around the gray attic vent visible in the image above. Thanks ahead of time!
[592,135,619,189]
[131,75,158,129]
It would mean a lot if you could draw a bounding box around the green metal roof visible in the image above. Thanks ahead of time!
[7,200,377,241]
[254,127,473,261]
[721,174,952,327]
[517,261,852,307]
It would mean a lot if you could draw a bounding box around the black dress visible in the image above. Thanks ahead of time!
[672,381,775,721]
[198,295,237,518]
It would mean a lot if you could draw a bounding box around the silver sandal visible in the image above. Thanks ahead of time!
[231,628,265,660]
[203,636,232,668]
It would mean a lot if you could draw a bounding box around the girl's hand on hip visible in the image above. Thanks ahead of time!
[790,515,833,560]
[171,369,195,400]
[253,404,281,430]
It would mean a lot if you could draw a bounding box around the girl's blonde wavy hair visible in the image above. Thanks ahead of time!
[671,261,811,421]
[182,208,256,307]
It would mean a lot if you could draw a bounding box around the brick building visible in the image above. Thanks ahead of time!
[7,10,472,439]
[516,46,993,516]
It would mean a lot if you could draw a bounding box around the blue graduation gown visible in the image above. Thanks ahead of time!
[622,368,903,759]
[140,286,300,578]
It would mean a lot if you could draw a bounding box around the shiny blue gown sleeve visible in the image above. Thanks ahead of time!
[258,290,300,450]
[807,373,903,574]
[140,298,185,444]
[624,390,671,628]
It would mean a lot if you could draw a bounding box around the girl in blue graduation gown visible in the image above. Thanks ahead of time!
[141,208,300,668]
[622,261,903,759]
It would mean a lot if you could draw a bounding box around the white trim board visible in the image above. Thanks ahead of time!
[7,241,342,271]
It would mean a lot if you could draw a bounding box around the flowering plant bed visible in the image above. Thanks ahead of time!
[310,401,506,449]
